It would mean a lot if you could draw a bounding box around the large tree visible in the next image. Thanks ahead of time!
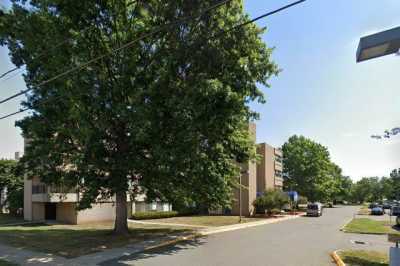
[0,160,23,214]
[282,135,343,202]
[0,1,278,234]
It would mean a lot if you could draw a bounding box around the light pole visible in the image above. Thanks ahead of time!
[239,172,242,223]
[239,168,249,223]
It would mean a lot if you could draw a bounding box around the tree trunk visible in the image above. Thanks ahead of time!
[114,190,129,235]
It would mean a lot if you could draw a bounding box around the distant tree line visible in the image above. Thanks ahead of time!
[281,135,400,204]
[350,169,400,203]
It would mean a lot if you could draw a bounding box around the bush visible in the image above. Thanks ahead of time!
[253,189,289,216]
[131,211,178,220]
[297,195,308,205]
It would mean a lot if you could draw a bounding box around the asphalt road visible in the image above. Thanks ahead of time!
[106,205,392,266]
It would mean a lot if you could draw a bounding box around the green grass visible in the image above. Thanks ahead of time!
[344,218,399,235]
[143,215,264,227]
[339,250,388,266]
[358,206,371,215]
[0,214,23,225]
[0,222,190,258]
[0,259,18,266]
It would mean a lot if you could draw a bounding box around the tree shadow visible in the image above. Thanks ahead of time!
[0,224,192,259]
[98,235,207,266]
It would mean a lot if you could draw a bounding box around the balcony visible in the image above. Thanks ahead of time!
[274,177,283,187]
[32,184,78,203]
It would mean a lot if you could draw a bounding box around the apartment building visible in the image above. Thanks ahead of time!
[256,143,284,192]
[230,124,283,216]
[231,123,258,216]
[24,177,172,224]
[23,140,171,224]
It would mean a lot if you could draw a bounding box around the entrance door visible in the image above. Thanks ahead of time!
[45,203,57,220]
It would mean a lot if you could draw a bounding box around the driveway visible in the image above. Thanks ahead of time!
[103,205,393,266]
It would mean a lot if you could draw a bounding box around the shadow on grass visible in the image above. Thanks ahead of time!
[391,224,400,232]
[0,225,191,258]
[98,235,207,266]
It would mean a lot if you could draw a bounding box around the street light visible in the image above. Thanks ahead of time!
[356,26,400,62]
[239,169,249,223]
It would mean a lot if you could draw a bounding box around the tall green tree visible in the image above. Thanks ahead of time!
[350,177,381,203]
[282,135,343,202]
[0,0,278,234]
[0,160,23,214]
[335,175,353,202]
[390,169,400,200]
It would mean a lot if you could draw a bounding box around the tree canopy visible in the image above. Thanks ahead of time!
[0,159,23,214]
[282,135,345,202]
[0,0,278,233]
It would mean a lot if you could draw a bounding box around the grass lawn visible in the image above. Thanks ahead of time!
[143,216,265,227]
[339,250,388,266]
[358,206,371,215]
[0,222,191,258]
[344,218,399,235]
[0,259,18,266]
[0,214,23,225]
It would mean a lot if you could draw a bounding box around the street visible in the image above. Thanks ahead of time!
[102,205,391,266]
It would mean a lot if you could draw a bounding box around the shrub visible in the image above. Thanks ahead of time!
[297,195,308,205]
[253,189,289,216]
[131,211,178,220]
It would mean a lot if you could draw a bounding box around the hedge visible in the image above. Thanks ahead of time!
[131,211,178,220]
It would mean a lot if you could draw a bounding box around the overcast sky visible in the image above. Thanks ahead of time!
[0,0,399,180]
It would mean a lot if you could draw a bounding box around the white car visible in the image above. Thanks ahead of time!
[307,203,323,217]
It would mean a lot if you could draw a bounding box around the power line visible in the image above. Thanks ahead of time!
[0,0,306,121]
[0,35,75,81]
[0,0,232,105]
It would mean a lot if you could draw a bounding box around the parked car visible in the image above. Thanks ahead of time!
[391,206,400,216]
[371,207,384,215]
[325,202,334,208]
[382,202,392,210]
[307,203,323,217]
[369,203,379,209]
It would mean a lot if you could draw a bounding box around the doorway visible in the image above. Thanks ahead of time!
[45,203,57,220]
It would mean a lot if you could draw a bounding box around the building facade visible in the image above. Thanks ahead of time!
[23,140,171,224]
[230,124,283,216]
[23,176,172,224]
[256,143,284,192]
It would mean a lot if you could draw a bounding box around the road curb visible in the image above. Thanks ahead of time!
[339,218,353,232]
[331,250,346,266]
[142,233,200,252]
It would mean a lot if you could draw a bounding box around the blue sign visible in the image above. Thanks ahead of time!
[287,191,298,202]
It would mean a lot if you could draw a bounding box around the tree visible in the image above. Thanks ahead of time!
[379,176,393,201]
[350,177,382,203]
[253,189,289,216]
[0,1,278,234]
[282,135,340,202]
[333,175,353,203]
[0,160,23,215]
[390,169,400,200]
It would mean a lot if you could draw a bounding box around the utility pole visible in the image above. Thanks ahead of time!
[239,168,242,223]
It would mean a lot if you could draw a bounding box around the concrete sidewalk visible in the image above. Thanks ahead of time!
[130,214,303,236]
[199,214,302,235]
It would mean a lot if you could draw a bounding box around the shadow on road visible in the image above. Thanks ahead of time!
[98,235,207,266]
